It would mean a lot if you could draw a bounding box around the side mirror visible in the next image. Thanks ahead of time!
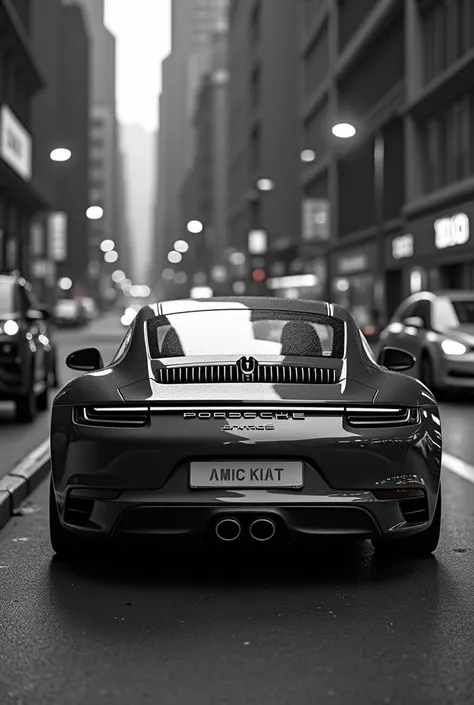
[403,316,425,329]
[378,346,415,372]
[66,347,104,371]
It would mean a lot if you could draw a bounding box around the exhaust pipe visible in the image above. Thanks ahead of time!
[215,518,242,542]
[249,518,276,542]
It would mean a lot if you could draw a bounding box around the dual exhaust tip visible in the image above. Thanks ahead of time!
[215,517,276,542]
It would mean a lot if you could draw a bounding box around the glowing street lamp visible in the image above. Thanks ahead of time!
[174,239,189,253]
[86,206,104,220]
[50,148,72,162]
[168,250,182,264]
[301,149,316,163]
[332,122,356,139]
[104,250,118,263]
[186,220,204,234]
[59,277,72,290]
[256,178,275,191]
[100,239,115,253]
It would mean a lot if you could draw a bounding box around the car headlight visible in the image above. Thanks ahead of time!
[3,320,19,336]
[441,339,467,356]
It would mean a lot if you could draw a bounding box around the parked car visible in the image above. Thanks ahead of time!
[0,271,58,422]
[79,296,98,321]
[54,299,88,328]
[378,290,474,395]
[50,296,441,559]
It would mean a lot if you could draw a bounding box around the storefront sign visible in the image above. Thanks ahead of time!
[392,233,414,259]
[338,254,367,274]
[302,199,329,241]
[434,213,469,249]
[48,212,68,262]
[0,105,32,181]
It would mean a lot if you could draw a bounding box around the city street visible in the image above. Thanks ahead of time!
[0,314,473,703]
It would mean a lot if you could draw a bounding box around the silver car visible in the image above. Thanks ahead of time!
[379,290,474,395]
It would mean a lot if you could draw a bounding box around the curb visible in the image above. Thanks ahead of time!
[0,439,51,530]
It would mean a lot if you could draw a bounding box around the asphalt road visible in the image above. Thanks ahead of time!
[1,313,474,703]
[0,313,125,479]
[0,468,473,705]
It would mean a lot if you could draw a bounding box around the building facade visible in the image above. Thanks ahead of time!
[0,0,48,278]
[152,0,230,295]
[227,0,301,296]
[298,0,474,329]
[64,0,122,302]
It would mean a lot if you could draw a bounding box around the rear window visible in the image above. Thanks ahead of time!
[147,309,345,359]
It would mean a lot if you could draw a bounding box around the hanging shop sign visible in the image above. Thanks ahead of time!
[434,212,469,250]
[0,104,32,181]
[392,233,414,259]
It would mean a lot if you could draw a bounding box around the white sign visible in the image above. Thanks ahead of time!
[338,254,367,274]
[435,213,469,249]
[48,212,68,262]
[248,230,267,254]
[392,233,414,259]
[302,198,329,241]
[0,104,32,181]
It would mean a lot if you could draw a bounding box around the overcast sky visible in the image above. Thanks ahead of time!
[104,0,171,132]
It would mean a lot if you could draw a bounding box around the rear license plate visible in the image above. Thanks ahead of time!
[190,461,303,488]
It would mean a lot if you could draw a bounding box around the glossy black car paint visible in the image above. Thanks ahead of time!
[0,272,57,418]
[50,297,442,549]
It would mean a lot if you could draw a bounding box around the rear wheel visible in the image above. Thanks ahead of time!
[372,492,441,558]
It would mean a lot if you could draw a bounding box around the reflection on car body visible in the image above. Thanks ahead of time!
[49,296,442,561]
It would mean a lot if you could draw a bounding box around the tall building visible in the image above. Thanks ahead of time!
[31,0,91,301]
[0,0,48,277]
[63,0,123,300]
[297,0,474,329]
[227,0,301,296]
[152,0,229,295]
[178,24,229,295]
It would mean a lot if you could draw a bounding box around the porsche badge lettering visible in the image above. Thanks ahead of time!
[220,424,275,431]
[183,411,305,420]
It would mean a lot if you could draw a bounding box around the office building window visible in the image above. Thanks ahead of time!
[422,0,474,85]
[420,92,473,193]
[303,25,329,98]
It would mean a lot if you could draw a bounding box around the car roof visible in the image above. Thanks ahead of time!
[401,290,474,305]
[159,296,340,317]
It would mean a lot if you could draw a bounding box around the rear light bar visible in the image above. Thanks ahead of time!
[74,406,149,427]
[345,407,419,427]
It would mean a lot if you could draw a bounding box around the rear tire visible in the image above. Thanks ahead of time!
[372,492,441,558]
[49,477,86,559]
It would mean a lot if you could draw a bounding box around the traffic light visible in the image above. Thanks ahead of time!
[252,268,266,283]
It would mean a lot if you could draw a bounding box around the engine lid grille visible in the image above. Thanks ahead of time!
[155,364,340,385]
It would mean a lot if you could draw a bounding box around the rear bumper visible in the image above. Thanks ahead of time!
[50,402,442,543]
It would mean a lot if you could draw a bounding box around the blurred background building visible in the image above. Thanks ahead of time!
[150,0,474,335]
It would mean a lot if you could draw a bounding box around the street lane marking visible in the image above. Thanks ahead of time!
[443,452,474,485]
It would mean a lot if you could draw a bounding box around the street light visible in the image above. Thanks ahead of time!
[174,239,189,253]
[187,220,204,234]
[104,250,118,263]
[162,268,175,281]
[112,269,126,283]
[86,206,104,220]
[332,122,357,139]
[100,239,115,252]
[59,277,72,290]
[301,149,316,163]
[256,178,275,191]
[168,251,182,264]
[50,148,72,162]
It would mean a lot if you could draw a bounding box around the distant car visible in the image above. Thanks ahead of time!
[379,290,474,396]
[79,297,98,321]
[50,296,441,559]
[0,271,58,421]
[54,299,87,328]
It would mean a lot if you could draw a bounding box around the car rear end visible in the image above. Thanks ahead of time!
[51,301,441,548]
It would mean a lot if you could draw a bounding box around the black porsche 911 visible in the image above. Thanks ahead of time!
[49,296,442,559]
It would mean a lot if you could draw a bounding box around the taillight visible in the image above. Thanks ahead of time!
[345,407,419,427]
[74,406,149,427]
